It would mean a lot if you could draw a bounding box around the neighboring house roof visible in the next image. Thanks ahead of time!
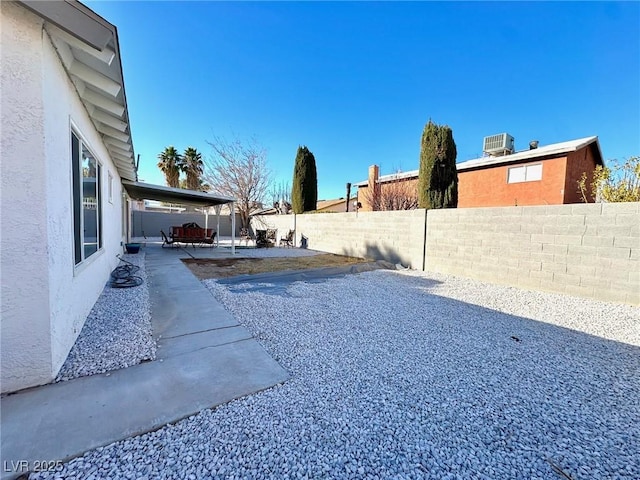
[123,181,235,207]
[456,136,602,172]
[316,197,357,211]
[19,0,138,181]
[354,136,602,186]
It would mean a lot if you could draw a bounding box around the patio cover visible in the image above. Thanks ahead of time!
[122,181,237,253]
[122,181,234,206]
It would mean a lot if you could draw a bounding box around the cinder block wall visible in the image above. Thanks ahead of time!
[426,202,639,305]
[253,203,638,305]
[253,210,427,268]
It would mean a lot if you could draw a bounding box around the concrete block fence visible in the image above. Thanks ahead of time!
[253,202,639,305]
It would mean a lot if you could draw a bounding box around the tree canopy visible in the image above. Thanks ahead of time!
[291,145,318,213]
[182,147,204,190]
[157,146,182,188]
[417,120,458,209]
[578,155,640,203]
[203,135,271,229]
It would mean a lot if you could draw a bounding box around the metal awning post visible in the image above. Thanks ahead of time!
[230,201,236,254]
[214,205,222,247]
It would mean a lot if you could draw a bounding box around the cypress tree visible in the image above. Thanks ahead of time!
[418,120,458,209]
[291,145,318,213]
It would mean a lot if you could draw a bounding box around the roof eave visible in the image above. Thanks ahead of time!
[19,0,138,182]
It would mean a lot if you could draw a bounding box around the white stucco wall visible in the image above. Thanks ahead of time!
[1,2,53,392]
[1,3,127,393]
[41,19,125,376]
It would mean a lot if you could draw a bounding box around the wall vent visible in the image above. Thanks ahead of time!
[483,133,515,156]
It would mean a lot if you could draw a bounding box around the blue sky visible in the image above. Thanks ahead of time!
[86,1,639,201]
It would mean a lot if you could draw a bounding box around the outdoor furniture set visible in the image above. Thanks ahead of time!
[161,224,295,249]
[253,228,294,248]
[161,222,217,248]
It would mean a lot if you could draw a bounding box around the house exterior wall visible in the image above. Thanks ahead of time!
[1,3,125,393]
[1,2,53,392]
[42,24,125,380]
[564,144,599,204]
[358,145,599,211]
[458,156,568,207]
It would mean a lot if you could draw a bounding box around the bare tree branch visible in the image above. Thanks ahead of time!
[203,135,271,228]
[363,179,418,211]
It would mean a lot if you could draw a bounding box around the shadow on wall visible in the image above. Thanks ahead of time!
[338,242,409,267]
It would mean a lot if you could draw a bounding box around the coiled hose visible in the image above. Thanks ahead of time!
[110,254,143,288]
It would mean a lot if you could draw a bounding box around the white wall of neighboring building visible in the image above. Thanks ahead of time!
[1,2,125,393]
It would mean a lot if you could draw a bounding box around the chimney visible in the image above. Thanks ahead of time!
[368,165,380,211]
[529,140,539,150]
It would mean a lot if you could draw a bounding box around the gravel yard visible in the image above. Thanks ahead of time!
[55,253,156,382]
[35,268,638,479]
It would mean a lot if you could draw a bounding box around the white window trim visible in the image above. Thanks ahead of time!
[507,163,543,184]
[71,124,104,270]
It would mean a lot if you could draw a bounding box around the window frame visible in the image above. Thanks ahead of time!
[507,163,543,184]
[71,129,103,267]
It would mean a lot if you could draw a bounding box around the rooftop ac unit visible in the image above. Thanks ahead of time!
[483,133,515,156]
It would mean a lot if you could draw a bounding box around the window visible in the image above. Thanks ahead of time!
[72,132,102,265]
[507,163,542,184]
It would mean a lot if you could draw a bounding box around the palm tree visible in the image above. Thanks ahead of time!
[182,147,204,190]
[157,146,182,188]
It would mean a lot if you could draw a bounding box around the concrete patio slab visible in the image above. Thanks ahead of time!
[1,244,289,480]
[157,326,253,359]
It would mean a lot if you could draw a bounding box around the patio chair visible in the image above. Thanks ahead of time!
[201,230,218,248]
[160,230,175,248]
[240,227,253,246]
[279,229,294,247]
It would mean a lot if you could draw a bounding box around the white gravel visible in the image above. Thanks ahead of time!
[55,253,156,382]
[35,269,638,479]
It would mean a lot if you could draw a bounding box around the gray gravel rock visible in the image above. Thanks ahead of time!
[34,269,638,479]
[55,253,156,382]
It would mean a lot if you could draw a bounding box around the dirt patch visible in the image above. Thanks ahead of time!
[183,254,369,280]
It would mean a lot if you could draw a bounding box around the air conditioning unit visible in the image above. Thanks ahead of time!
[483,133,515,156]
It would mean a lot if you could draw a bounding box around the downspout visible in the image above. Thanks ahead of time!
[127,195,132,244]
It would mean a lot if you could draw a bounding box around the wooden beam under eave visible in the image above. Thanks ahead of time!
[104,138,132,152]
[92,109,127,132]
[114,158,135,170]
[107,142,133,157]
[49,25,116,65]
[70,60,121,97]
[110,148,133,161]
[109,150,133,165]
[83,89,125,116]
[97,123,129,143]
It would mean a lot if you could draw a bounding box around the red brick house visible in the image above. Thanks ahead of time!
[356,136,603,210]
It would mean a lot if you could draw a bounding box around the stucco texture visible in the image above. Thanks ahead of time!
[1,3,127,393]
[1,1,53,391]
